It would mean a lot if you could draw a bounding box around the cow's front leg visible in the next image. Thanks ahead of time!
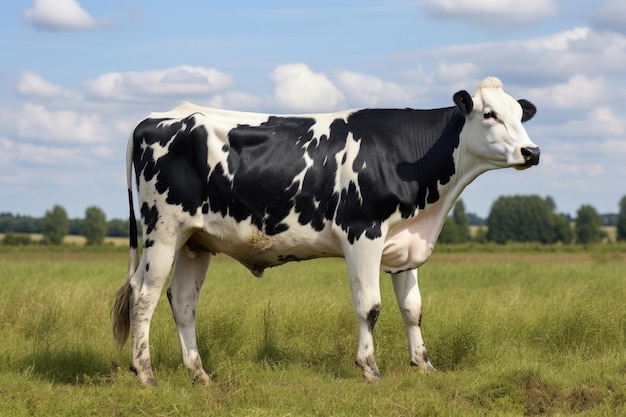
[343,237,385,381]
[391,269,436,372]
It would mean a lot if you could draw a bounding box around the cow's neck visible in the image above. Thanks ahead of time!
[382,119,493,271]
[412,138,493,245]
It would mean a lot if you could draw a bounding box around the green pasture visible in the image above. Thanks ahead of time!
[0,247,625,416]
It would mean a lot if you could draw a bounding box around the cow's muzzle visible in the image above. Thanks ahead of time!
[521,146,540,166]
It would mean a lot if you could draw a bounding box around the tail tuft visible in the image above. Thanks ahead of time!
[112,282,132,352]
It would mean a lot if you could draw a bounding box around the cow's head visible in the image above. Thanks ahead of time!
[454,77,539,170]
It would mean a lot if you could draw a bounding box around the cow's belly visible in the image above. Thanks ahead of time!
[188,216,342,276]
[381,225,435,273]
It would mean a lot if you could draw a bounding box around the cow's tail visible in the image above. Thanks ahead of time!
[112,132,139,353]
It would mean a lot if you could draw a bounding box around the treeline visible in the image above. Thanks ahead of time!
[0,212,134,237]
[436,195,626,245]
[2,194,626,246]
[0,205,141,246]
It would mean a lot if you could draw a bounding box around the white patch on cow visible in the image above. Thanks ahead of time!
[197,210,342,270]
[334,132,363,200]
[291,151,314,192]
[308,115,336,141]
[209,140,234,181]
[149,137,173,162]
[382,215,436,272]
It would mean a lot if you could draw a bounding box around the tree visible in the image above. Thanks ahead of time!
[617,195,626,242]
[487,195,556,244]
[551,213,574,244]
[0,213,40,233]
[452,200,470,243]
[107,219,129,237]
[575,205,603,245]
[438,200,470,244]
[42,205,69,245]
[438,217,460,244]
[82,206,108,245]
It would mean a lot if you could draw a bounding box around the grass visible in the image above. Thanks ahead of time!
[0,248,625,416]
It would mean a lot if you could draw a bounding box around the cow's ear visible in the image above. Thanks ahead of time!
[453,90,473,116]
[518,99,536,123]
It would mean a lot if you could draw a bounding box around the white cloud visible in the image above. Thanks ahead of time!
[526,75,608,109]
[85,66,234,102]
[540,152,605,177]
[0,137,15,165]
[10,103,109,144]
[415,27,626,87]
[584,107,626,137]
[422,0,557,30]
[268,63,345,112]
[88,145,114,159]
[542,106,625,141]
[592,0,626,34]
[16,143,83,165]
[22,0,106,31]
[601,138,626,155]
[333,71,411,108]
[16,71,79,101]
[0,137,95,167]
[523,26,591,51]
[206,91,263,111]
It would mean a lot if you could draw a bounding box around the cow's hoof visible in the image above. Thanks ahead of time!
[411,360,437,372]
[356,359,382,382]
[192,371,212,385]
[142,377,158,387]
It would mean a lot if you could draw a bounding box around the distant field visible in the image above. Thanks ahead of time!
[0,247,624,416]
[0,233,128,246]
[468,225,618,242]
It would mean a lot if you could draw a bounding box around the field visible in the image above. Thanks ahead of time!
[0,246,625,416]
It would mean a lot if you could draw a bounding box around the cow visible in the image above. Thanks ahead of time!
[112,77,539,386]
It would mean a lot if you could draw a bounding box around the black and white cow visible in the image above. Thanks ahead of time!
[113,77,539,386]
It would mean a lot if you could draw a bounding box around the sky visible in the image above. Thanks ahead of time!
[1,0,625,220]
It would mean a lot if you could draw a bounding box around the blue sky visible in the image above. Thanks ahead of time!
[1,0,625,219]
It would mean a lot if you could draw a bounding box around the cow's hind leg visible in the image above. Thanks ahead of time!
[391,269,436,372]
[167,246,211,384]
[129,241,177,386]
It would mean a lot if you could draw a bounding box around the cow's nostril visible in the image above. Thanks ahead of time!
[521,147,540,165]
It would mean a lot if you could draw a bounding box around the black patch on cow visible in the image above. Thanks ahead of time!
[207,116,347,235]
[336,108,463,241]
[144,239,154,249]
[277,254,302,263]
[367,304,381,332]
[224,117,310,234]
[140,203,159,235]
[128,189,138,249]
[133,115,210,216]
[394,109,464,209]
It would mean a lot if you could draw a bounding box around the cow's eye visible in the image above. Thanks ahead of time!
[483,110,496,120]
